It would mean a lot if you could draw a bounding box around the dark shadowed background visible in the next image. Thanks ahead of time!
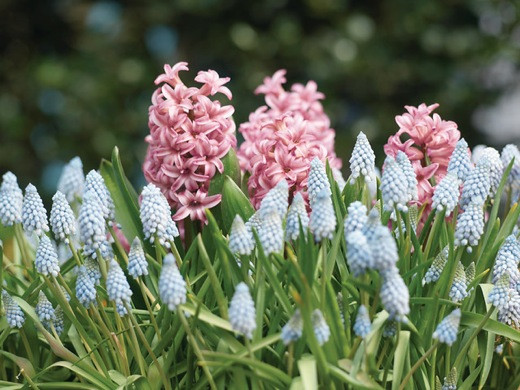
[1,0,519,201]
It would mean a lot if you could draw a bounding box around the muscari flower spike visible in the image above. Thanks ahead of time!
[454,200,484,253]
[50,191,77,243]
[312,309,330,346]
[258,209,284,256]
[349,131,376,184]
[396,151,418,201]
[127,237,149,278]
[353,305,371,339]
[35,235,60,277]
[492,234,520,284]
[85,170,115,221]
[346,230,373,277]
[497,288,520,328]
[308,158,331,206]
[383,321,397,338]
[433,308,461,346]
[2,290,25,328]
[489,273,510,309]
[449,262,468,303]
[106,259,133,309]
[159,254,187,311]
[369,226,398,271]
[447,138,472,183]
[229,215,255,255]
[285,192,309,241]
[228,282,257,339]
[344,201,368,238]
[432,173,460,216]
[381,156,408,213]
[479,147,503,196]
[442,367,458,390]
[258,179,289,219]
[58,157,85,202]
[76,266,97,307]
[501,144,520,195]
[140,183,178,248]
[460,158,490,207]
[245,211,262,234]
[0,172,23,226]
[465,262,475,284]
[310,188,336,242]
[35,291,55,322]
[53,306,65,335]
[380,268,410,322]
[362,207,382,241]
[78,190,107,257]
[84,256,101,286]
[281,309,303,345]
[22,184,49,236]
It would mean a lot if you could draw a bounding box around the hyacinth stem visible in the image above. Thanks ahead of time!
[430,347,438,389]
[14,224,32,271]
[423,209,446,263]
[19,328,36,367]
[67,240,83,267]
[445,348,451,380]
[382,322,401,387]
[375,338,390,369]
[319,244,327,306]
[108,224,129,264]
[89,304,120,368]
[138,278,161,340]
[287,342,295,376]
[112,304,130,376]
[399,340,438,390]
[123,316,147,376]
[20,367,40,390]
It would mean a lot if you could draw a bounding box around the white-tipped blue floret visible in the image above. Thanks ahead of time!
[497,288,520,328]
[489,273,510,309]
[85,170,115,221]
[140,183,177,248]
[368,226,398,271]
[449,262,469,303]
[229,215,255,255]
[501,144,520,197]
[58,157,85,202]
[258,209,284,255]
[478,147,503,196]
[106,260,132,306]
[127,237,148,278]
[344,201,368,238]
[159,254,187,311]
[454,201,484,252]
[308,158,331,206]
[0,172,23,226]
[447,138,472,182]
[333,168,347,192]
[362,208,382,241]
[442,367,458,390]
[76,266,97,307]
[285,192,309,241]
[460,158,491,207]
[495,343,504,354]
[78,190,107,257]
[433,309,461,346]
[245,211,262,234]
[312,309,330,345]
[84,256,101,286]
[349,131,376,184]
[432,173,460,216]
[396,151,418,201]
[2,290,25,328]
[35,235,60,277]
[281,309,303,345]
[492,234,520,284]
[423,246,449,286]
[346,230,373,277]
[353,305,371,339]
[50,191,77,243]
[259,179,289,219]
[381,156,409,212]
[22,184,49,236]
[115,301,128,316]
[310,188,336,242]
[380,268,410,322]
[228,282,256,339]
[35,291,55,322]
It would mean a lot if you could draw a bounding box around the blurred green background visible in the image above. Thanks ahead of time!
[1,0,520,201]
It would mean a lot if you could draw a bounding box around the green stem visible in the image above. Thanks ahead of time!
[399,341,438,390]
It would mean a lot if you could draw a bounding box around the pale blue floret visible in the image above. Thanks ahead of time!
[381,156,409,212]
[140,183,178,248]
[245,211,262,234]
[106,260,132,307]
[492,234,520,284]
[127,237,149,278]
[84,256,101,286]
[2,290,25,328]
[478,147,503,196]
[489,273,510,309]
[116,302,128,316]
[85,170,115,221]
[50,191,77,243]
[501,144,520,200]
[76,266,97,307]
[0,172,23,226]
[449,262,469,303]
[454,200,484,252]
[78,190,107,257]
[58,157,85,202]
[258,179,289,219]
[309,188,336,242]
[349,131,376,184]
[285,192,309,241]
[362,208,382,241]
[346,230,373,276]
[308,158,331,206]
[497,288,520,328]
[433,309,461,346]
[159,254,187,311]
[368,226,398,271]
[312,309,330,345]
[432,173,460,216]
[228,282,256,339]
[447,138,472,182]
[344,201,368,238]
[422,246,449,286]
[35,235,60,277]
[35,291,55,322]
[258,209,284,255]
[353,305,371,339]
[495,343,504,354]
[380,268,410,322]
[229,215,255,255]
[460,158,491,207]
[396,151,418,201]
[22,184,49,236]
[281,309,303,345]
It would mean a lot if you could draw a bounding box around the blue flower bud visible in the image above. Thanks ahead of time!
[346,230,373,277]
[478,147,503,196]
[422,246,449,286]
[312,309,330,345]
[85,170,115,221]
[344,201,368,238]
[159,254,187,311]
[460,159,490,207]
[35,235,60,277]
[285,192,309,241]
[78,190,106,257]
[396,151,418,201]
[492,234,520,284]
[432,173,460,215]
[349,131,376,184]
[449,262,468,303]
[50,191,77,243]
[106,260,132,306]
[442,367,458,390]
[381,156,408,213]
[308,158,330,206]
[0,172,23,226]
[128,237,148,278]
[2,290,25,328]
[35,291,55,322]
[281,310,303,345]
[447,138,472,182]
[353,305,371,339]
[22,184,49,236]
[58,157,85,202]
[380,268,409,322]
[229,282,256,339]
[310,188,336,242]
[454,200,484,252]
[140,184,178,248]
[258,209,284,255]
[489,273,510,309]
[259,179,289,219]
[229,215,255,255]
[76,266,97,307]
[433,309,461,346]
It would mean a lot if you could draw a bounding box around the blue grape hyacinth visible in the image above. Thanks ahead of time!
[229,215,255,255]
[106,259,133,310]
[396,151,418,201]
[369,225,398,271]
[285,192,309,241]
[312,309,330,345]
[159,254,187,311]
[460,158,491,207]
[228,282,256,339]
[281,310,303,345]
[346,230,373,277]
[492,234,520,284]
[478,147,503,196]
[308,158,331,206]
[58,156,85,202]
[442,367,458,390]
[85,170,115,221]
[349,131,376,184]
[0,172,23,226]
[76,266,97,308]
[447,138,472,183]
[381,156,408,213]
[258,209,284,255]
[309,188,336,242]
[432,173,460,216]
[489,273,510,309]
[50,191,77,243]
[127,237,149,279]
[449,262,468,303]
[35,291,55,322]
[380,268,410,322]
[422,246,449,286]
[22,184,49,236]
[433,309,461,346]
[258,179,289,219]
[2,290,25,328]
[353,305,371,339]
[35,235,60,277]
[344,201,368,238]
[140,183,178,248]
[454,200,484,252]
[78,190,107,257]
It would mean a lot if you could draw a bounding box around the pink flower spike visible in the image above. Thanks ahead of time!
[172,190,221,224]
[154,62,189,86]
[255,69,287,96]
[195,70,232,99]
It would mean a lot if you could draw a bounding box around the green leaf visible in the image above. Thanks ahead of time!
[331,362,384,389]
[0,350,35,377]
[461,312,520,343]
[48,362,115,390]
[220,175,254,233]
[297,355,318,390]
[209,148,242,195]
[392,331,410,390]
